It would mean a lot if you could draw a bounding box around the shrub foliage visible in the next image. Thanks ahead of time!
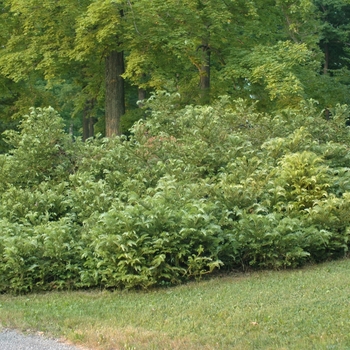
[1,99,350,293]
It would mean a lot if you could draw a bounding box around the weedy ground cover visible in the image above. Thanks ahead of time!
[0,258,349,350]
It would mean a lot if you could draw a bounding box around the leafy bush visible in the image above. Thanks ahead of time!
[0,218,82,293]
[1,97,350,293]
[0,107,77,189]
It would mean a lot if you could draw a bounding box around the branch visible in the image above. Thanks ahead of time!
[127,0,141,35]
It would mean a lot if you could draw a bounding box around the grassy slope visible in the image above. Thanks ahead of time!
[0,258,350,350]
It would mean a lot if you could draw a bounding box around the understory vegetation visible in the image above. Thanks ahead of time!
[1,94,350,293]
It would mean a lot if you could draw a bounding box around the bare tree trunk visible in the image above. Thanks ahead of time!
[137,87,146,107]
[82,116,90,141]
[82,116,96,141]
[82,99,96,141]
[199,40,210,104]
[105,50,125,137]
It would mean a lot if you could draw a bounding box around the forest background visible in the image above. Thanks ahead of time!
[1,0,350,293]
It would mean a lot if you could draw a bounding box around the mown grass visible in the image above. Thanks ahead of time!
[1,259,350,349]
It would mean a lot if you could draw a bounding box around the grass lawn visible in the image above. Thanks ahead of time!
[0,258,350,349]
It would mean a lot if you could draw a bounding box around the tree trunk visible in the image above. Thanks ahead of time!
[82,116,90,141]
[323,42,329,75]
[82,99,96,141]
[82,117,96,141]
[199,41,210,104]
[105,50,125,137]
[137,87,146,107]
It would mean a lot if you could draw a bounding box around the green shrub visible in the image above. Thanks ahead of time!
[80,176,223,289]
[0,107,77,188]
[1,98,350,293]
[0,182,71,225]
[0,217,83,293]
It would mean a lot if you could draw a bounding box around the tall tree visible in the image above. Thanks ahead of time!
[316,0,350,75]
[1,0,350,131]
[0,0,96,135]
[73,1,128,136]
[124,0,259,104]
[0,0,128,137]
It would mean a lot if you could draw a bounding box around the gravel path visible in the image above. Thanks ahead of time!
[0,329,84,350]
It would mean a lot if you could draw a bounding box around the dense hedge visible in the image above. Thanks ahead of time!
[1,95,350,293]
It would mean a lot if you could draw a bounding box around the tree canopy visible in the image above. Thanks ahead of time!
[0,0,349,138]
